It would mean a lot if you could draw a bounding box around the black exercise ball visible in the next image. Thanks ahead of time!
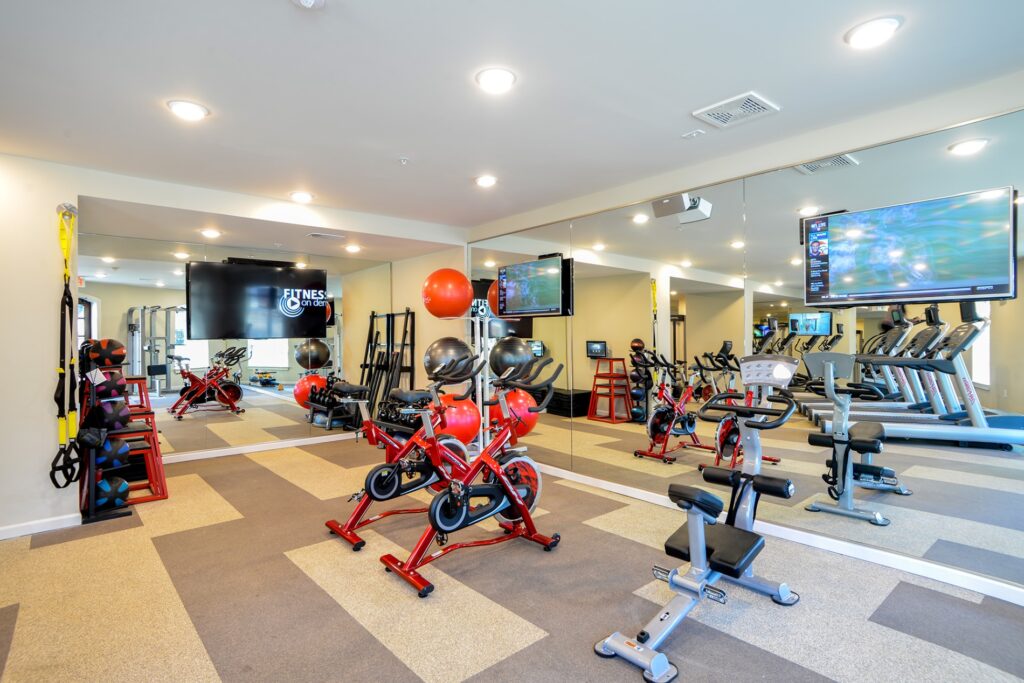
[94,369,127,401]
[489,336,533,377]
[95,476,129,508]
[86,400,132,431]
[630,338,646,352]
[295,339,331,370]
[423,337,472,376]
[97,438,130,469]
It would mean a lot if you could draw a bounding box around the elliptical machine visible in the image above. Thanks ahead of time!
[803,353,909,526]
[595,355,801,683]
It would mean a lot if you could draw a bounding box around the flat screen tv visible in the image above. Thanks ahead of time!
[497,257,574,317]
[586,341,608,358]
[788,312,832,336]
[187,261,329,340]
[802,187,1016,306]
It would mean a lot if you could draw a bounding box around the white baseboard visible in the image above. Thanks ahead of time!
[538,463,1024,607]
[0,513,80,541]
[163,431,355,464]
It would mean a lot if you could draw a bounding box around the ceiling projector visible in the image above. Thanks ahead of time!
[651,193,713,224]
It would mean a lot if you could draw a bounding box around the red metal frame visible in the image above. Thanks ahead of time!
[713,390,781,468]
[634,378,715,463]
[378,412,558,597]
[325,403,471,550]
[167,362,243,419]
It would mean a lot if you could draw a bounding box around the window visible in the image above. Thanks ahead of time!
[971,301,991,387]
[248,338,290,368]
[174,314,210,368]
[76,300,92,341]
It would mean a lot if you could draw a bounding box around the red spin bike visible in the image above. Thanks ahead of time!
[167,347,246,420]
[633,350,715,463]
[380,358,563,597]
[324,356,483,550]
[710,351,781,468]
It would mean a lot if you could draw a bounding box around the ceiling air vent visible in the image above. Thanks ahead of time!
[692,91,780,129]
[305,232,345,240]
[793,154,860,175]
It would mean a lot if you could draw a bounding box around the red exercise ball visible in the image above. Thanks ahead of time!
[422,268,474,319]
[293,374,327,409]
[487,280,501,317]
[435,394,481,445]
[489,388,539,437]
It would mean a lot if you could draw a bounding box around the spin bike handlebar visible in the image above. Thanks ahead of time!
[484,359,564,413]
[697,392,796,430]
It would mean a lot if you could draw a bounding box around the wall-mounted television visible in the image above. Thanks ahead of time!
[187,261,328,340]
[497,257,574,317]
[528,339,546,357]
[802,187,1017,306]
[788,312,832,336]
[586,340,608,358]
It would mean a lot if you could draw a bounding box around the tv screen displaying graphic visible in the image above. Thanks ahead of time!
[586,341,608,358]
[187,262,329,340]
[497,257,574,317]
[803,187,1016,306]
[788,312,832,336]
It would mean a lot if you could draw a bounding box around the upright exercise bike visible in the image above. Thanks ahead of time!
[380,357,563,597]
[634,350,715,463]
[167,346,246,419]
[596,355,801,683]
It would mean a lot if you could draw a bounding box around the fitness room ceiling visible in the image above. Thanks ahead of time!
[471,106,1024,592]
[76,197,458,455]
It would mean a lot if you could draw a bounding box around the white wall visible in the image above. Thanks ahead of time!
[0,153,465,538]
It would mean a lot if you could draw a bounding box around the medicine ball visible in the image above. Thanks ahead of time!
[630,338,646,352]
[488,388,539,437]
[87,400,132,431]
[628,370,645,384]
[87,339,127,367]
[295,339,331,370]
[489,336,533,377]
[630,387,646,401]
[421,268,474,319]
[95,476,129,508]
[94,369,127,401]
[293,374,327,409]
[631,406,647,423]
[97,438,130,469]
[423,337,472,377]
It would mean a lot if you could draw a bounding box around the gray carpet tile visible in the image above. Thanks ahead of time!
[924,540,1024,586]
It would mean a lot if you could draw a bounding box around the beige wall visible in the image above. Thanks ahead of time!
[340,263,392,383]
[989,259,1024,412]
[684,291,745,364]
[82,281,185,344]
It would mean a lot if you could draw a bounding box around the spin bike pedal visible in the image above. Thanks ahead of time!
[348,490,365,502]
[704,585,727,604]
[652,565,672,582]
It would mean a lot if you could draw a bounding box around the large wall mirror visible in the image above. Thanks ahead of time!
[472,107,1024,590]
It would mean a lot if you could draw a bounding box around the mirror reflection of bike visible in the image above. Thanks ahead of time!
[167,346,247,420]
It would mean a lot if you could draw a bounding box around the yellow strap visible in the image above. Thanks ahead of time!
[57,418,67,444]
[68,411,78,439]
[58,211,75,281]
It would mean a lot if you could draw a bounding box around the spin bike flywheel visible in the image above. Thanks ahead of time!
[491,455,542,524]
[646,406,674,445]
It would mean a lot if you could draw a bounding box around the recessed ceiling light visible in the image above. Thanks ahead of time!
[798,206,819,217]
[289,190,314,203]
[730,240,745,249]
[774,279,783,286]
[632,213,649,225]
[173,251,190,260]
[790,257,802,266]
[200,228,221,239]
[844,17,902,50]
[770,304,775,308]
[155,281,166,288]
[593,243,606,251]
[94,272,107,279]
[780,301,788,308]
[475,175,497,188]
[947,139,988,156]
[101,256,116,264]
[166,100,209,121]
[670,290,678,295]
[345,244,361,254]
[173,269,183,276]
[475,68,516,95]
[295,261,307,269]
[484,260,496,268]
[680,259,692,268]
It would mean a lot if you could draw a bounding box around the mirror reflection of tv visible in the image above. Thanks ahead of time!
[497,257,574,317]
[788,312,832,336]
[586,340,608,358]
[528,340,545,357]
[187,261,328,340]
[802,187,1017,305]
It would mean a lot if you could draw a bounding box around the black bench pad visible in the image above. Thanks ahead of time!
[665,523,764,578]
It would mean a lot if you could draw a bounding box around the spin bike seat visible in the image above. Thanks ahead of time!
[332,381,369,396]
[664,523,764,579]
[388,388,432,404]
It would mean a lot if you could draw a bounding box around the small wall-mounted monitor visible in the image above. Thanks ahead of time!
[586,341,608,358]
[528,339,545,357]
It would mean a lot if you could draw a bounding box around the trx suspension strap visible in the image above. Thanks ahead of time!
[50,204,81,488]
